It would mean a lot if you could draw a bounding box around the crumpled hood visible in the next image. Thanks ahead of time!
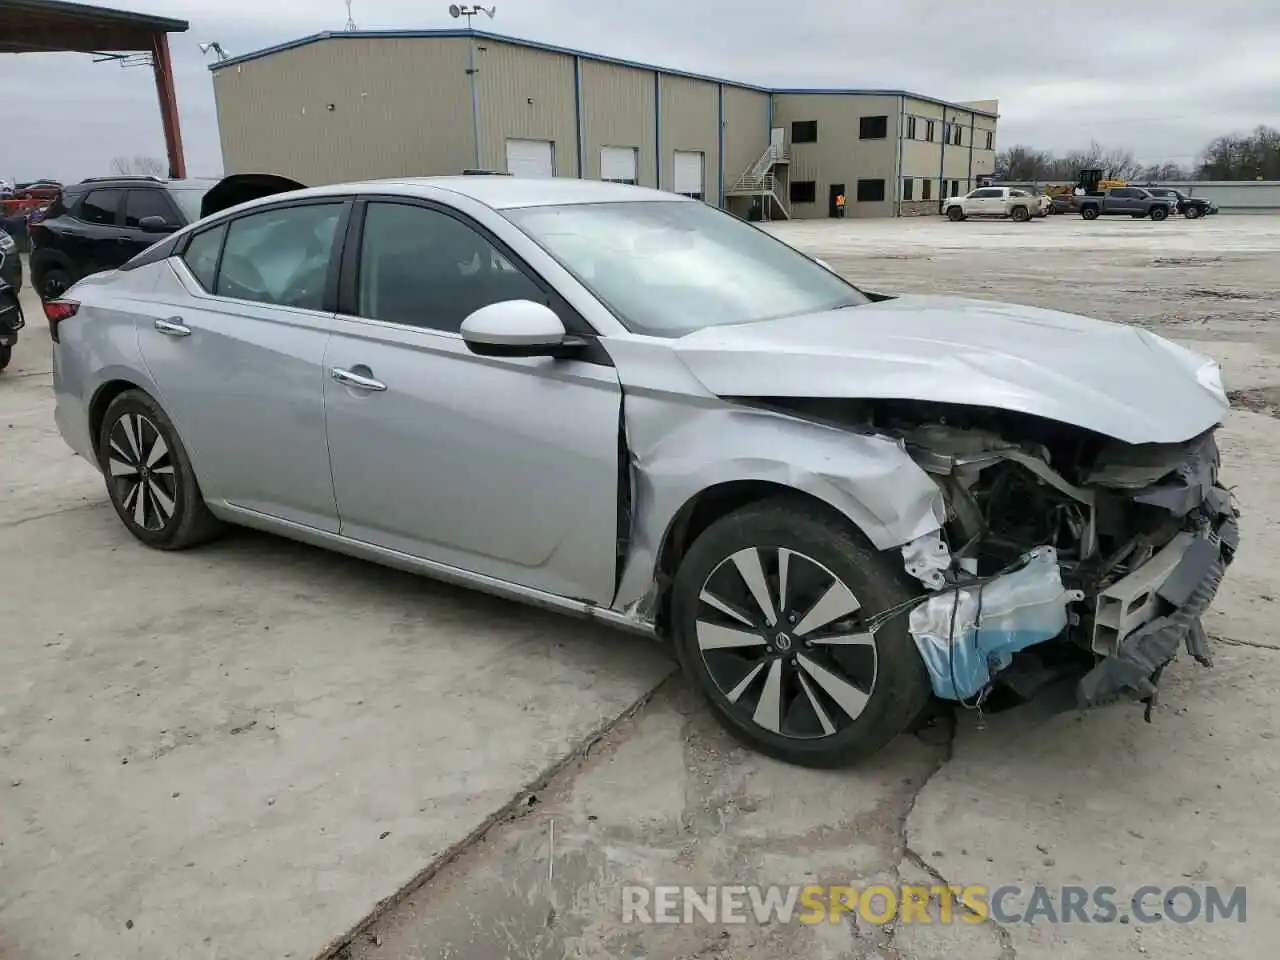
[673,295,1228,444]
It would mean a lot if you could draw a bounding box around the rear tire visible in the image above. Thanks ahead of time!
[1081,206,1099,220]
[947,206,965,222]
[97,390,224,550]
[1150,206,1169,221]
[670,497,931,768]
[1011,206,1031,222]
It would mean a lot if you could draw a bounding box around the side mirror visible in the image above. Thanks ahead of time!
[139,215,176,233]
[460,300,576,358]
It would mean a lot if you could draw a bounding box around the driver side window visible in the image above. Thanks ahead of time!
[214,203,343,310]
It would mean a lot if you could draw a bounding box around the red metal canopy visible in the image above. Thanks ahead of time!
[0,0,191,177]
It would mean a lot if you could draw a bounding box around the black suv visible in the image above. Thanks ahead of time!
[1141,186,1217,219]
[28,175,221,300]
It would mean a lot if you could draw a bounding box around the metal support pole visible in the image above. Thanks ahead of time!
[467,25,482,169]
[150,33,186,179]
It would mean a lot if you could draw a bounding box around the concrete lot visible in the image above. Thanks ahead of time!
[3,213,1279,960]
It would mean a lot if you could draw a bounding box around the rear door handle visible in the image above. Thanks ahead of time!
[331,367,387,392]
[154,317,191,337]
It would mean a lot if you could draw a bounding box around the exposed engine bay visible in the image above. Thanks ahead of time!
[766,398,1240,715]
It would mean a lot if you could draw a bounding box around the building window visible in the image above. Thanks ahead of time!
[922,178,932,201]
[791,120,818,144]
[859,115,888,140]
[953,124,963,146]
[789,180,817,204]
[905,116,917,139]
[902,177,914,201]
[985,130,994,150]
[856,179,885,203]
[950,180,960,197]
[925,120,935,142]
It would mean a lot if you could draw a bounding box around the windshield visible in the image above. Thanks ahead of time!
[166,185,211,224]
[503,200,868,337]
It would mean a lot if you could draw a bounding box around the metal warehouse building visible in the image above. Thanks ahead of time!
[210,30,998,220]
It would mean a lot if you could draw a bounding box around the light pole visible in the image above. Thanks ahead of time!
[448,5,496,170]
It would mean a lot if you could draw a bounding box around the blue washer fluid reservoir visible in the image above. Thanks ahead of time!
[906,547,1085,701]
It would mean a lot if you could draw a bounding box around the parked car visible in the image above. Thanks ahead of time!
[1142,187,1217,219]
[943,186,1040,222]
[1078,188,1175,221]
[28,174,302,301]
[48,177,1237,767]
[0,227,21,291]
[1022,189,1052,218]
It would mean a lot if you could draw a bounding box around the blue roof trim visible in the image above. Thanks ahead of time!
[208,29,998,118]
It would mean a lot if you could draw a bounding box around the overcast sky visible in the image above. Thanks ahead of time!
[2,0,1278,183]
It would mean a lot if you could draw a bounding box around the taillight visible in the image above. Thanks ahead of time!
[44,300,79,343]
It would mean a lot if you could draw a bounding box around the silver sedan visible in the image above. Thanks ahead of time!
[49,177,1237,766]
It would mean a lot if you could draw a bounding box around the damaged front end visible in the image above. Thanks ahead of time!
[780,398,1239,716]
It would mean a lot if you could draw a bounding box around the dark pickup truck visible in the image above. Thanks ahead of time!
[1078,187,1175,221]
[1142,187,1217,219]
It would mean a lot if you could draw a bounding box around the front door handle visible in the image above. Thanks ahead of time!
[331,367,387,392]
[154,317,191,337]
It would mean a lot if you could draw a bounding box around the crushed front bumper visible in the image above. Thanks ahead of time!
[1077,484,1238,709]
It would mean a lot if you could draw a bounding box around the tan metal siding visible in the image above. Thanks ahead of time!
[211,37,475,184]
[722,86,770,190]
[772,93,899,218]
[476,41,578,175]
[580,60,656,185]
[658,74,719,198]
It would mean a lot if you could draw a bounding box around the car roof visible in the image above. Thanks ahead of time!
[234,176,686,212]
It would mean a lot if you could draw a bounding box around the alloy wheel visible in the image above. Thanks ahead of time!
[695,546,878,740]
[106,413,179,532]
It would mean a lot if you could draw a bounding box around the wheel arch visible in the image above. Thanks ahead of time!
[88,379,149,460]
[647,481,856,635]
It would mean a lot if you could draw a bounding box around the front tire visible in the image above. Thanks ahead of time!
[946,206,965,222]
[1011,206,1031,222]
[670,498,931,768]
[1081,206,1099,220]
[1185,206,1202,219]
[97,390,224,550]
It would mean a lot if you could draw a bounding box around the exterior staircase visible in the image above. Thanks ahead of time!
[726,143,790,220]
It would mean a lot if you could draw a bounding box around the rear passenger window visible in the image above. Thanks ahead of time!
[215,204,342,310]
[181,224,227,291]
[355,202,546,333]
[79,189,123,225]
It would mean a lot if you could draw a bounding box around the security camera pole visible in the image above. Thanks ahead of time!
[448,5,497,170]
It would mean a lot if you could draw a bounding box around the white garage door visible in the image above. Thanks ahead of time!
[673,150,704,200]
[600,146,637,184]
[505,139,555,178]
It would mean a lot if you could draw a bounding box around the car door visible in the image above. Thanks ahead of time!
[137,198,349,532]
[120,188,182,260]
[323,198,624,605]
[962,188,988,215]
[74,188,131,275]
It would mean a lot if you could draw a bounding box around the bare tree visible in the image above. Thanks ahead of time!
[1138,162,1188,182]
[995,145,1056,181]
[1197,125,1280,180]
[109,155,167,177]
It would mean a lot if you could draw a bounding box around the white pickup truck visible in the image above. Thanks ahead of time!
[944,186,1049,222]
